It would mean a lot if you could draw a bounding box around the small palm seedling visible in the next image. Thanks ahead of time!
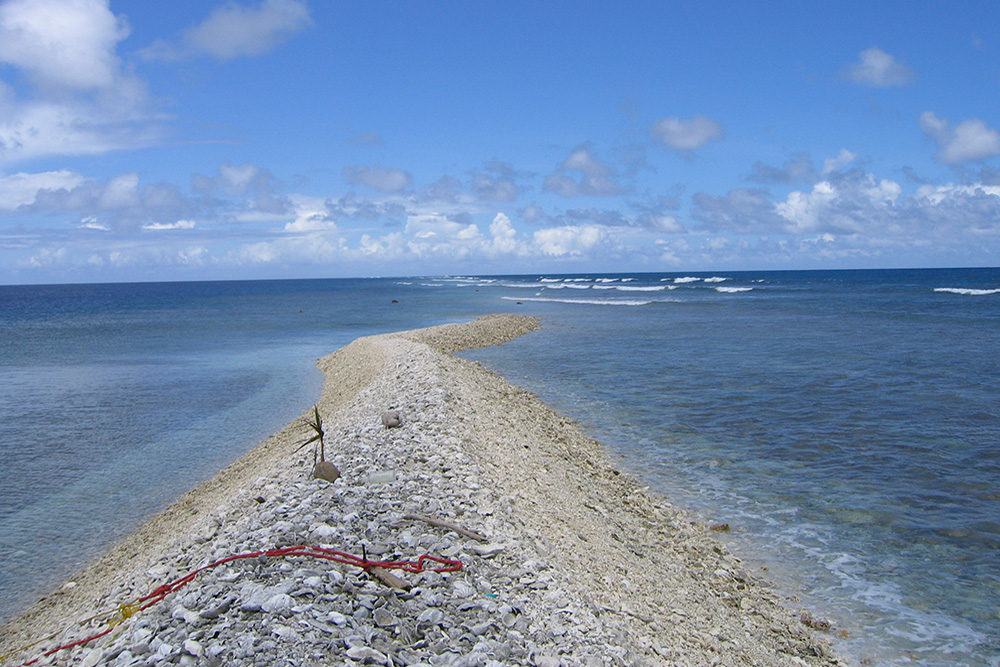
[303,405,340,482]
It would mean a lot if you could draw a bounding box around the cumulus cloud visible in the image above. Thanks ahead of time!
[821,149,857,175]
[650,115,724,152]
[842,47,915,87]
[403,214,483,259]
[0,170,88,209]
[914,183,1000,206]
[282,196,338,232]
[0,0,129,91]
[342,165,412,193]
[543,146,625,197]
[231,231,348,266]
[920,111,1000,164]
[0,0,161,163]
[532,225,606,256]
[901,183,1000,248]
[489,212,520,254]
[774,171,902,234]
[141,0,312,61]
[24,172,200,231]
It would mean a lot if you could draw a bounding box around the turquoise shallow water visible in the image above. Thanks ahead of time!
[2,270,999,665]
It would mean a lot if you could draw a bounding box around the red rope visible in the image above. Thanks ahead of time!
[14,546,461,666]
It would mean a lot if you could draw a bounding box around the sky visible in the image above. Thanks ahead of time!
[2,0,1000,284]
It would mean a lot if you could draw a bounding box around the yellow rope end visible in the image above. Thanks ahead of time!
[107,601,140,628]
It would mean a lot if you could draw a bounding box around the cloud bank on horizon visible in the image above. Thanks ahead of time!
[1,0,999,284]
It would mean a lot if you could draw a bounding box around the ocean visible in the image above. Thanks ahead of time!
[1,269,998,665]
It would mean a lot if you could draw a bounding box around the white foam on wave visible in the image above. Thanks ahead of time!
[673,276,701,283]
[501,296,652,306]
[715,286,753,293]
[592,284,665,292]
[934,287,1000,296]
[595,278,619,283]
[539,278,561,283]
[615,285,667,292]
[703,277,728,283]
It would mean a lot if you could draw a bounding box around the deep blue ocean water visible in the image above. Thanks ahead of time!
[1,269,998,665]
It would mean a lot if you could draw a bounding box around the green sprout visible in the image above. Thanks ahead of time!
[302,405,326,463]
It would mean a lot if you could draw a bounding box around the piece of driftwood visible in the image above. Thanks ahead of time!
[368,566,411,590]
[403,514,489,543]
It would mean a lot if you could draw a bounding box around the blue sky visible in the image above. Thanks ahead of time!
[2,0,999,284]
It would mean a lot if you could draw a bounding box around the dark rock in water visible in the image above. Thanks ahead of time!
[381,410,402,428]
[312,460,341,482]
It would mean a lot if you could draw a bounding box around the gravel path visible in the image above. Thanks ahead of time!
[0,315,846,666]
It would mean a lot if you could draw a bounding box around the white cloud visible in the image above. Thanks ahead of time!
[920,111,1000,164]
[79,216,108,230]
[0,0,160,163]
[650,115,724,152]
[99,173,141,209]
[648,215,682,233]
[843,47,914,87]
[909,183,1000,236]
[142,220,196,230]
[532,225,605,256]
[232,232,348,265]
[283,196,338,232]
[915,183,1000,205]
[26,246,68,267]
[404,214,482,258]
[0,170,87,209]
[489,212,521,254]
[342,165,413,193]
[821,148,857,175]
[775,173,902,234]
[543,146,624,197]
[0,0,129,91]
[22,171,198,231]
[143,0,312,61]
[0,94,161,163]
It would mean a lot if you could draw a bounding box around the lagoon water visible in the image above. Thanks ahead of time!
[1,269,998,665]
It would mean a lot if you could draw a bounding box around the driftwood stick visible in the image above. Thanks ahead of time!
[403,514,489,543]
[368,566,411,590]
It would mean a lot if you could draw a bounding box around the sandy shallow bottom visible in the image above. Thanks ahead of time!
[0,315,846,666]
